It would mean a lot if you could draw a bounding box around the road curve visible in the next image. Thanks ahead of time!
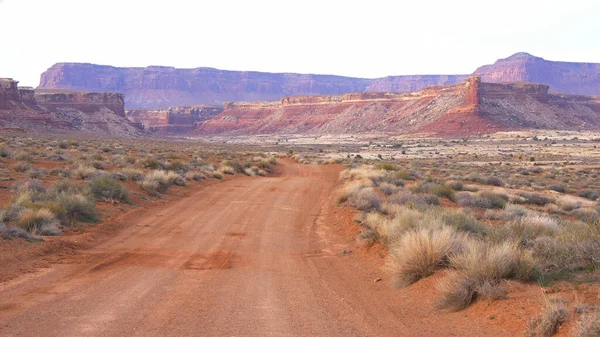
[0,160,507,337]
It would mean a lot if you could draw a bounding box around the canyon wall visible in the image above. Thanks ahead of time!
[195,77,600,136]
[37,53,600,110]
[0,79,143,136]
[125,105,222,134]
[37,64,468,109]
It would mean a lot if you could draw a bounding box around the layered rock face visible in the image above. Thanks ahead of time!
[195,77,600,136]
[38,63,469,109]
[38,53,600,110]
[0,79,143,136]
[125,105,222,134]
[474,52,600,96]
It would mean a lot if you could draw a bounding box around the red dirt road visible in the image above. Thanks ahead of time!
[0,161,512,336]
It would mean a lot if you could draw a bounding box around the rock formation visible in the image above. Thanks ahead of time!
[37,53,600,110]
[195,77,600,136]
[474,52,600,96]
[37,63,469,109]
[0,78,144,136]
[125,105,222,134]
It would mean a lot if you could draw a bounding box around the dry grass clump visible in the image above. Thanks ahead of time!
[525,297,569,337]
[121,168,144,181]
[139,170,184,196]
[556,196,583,212]
[572,310,600,337]
[16,208,61,236]
[73,165,98,180]
[389,226,467,287]
[437,240,536,311]
[89,176,129,203]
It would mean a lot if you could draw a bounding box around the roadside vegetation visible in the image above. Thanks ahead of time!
[335,154,600,335]
[0,134,278,241]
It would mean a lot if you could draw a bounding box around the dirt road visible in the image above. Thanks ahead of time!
[0,161,510,336]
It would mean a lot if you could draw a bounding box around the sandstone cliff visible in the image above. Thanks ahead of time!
[194,77,600,136]
[474,52,600,96]
[38,63,468,109]
[125,105,222,134]
[0,78,144,136]
[38,53,600,110]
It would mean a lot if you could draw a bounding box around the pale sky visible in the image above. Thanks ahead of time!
[0,0,598,87]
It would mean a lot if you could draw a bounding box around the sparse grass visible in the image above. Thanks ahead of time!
[526,297,569,337]
[389,226,467,287]
[437,240,536,311]
[572,310,600,337]
[89,176,129,202]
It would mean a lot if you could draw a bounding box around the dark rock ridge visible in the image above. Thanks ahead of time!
[37,53,600,109]
[126,105,222,134]
[194,77,600,136]
[0,78,144,135]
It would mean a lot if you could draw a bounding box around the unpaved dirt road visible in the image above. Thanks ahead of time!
[0,161,508,336]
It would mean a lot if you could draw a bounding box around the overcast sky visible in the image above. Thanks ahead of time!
[0,0,598,87]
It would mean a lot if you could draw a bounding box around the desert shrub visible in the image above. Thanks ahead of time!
[122,168,144,181]
[572,311,600,337]
[184,171,203,181]
[13,161,31,172]
[89,176,129,202]
[411,182,454,199]
[389,226,467,287]
[14,152,32,162]
[16,208,61,235]
[0,222,41,241]
[557,196,582,211]
[56,193,98,223]
[212,171,223,180]
[423,194,440,206]
[439,209,486,236]
[376,163,398,171]
[12,180,45,193]
[49,168,71,178]
[0,146,12,158]
[140,170,183,194]
[141,157,164,170]
[515,192,554,206]
[466,191,508,209]
[578,190,599,201]
[387,190,427,208]
[91,161,106,170]
[445,180,464,191]
[548,185,566,193]
[530,220,600,272]
[245,166,260,176]
[73,165,98,180]
[438,241,536,311]
[526,298,569,337]
[139,179,160,196]
[220,166,235,175]
[347,187,381,211]
[222,160,245,174]
[484,176,504,187]
[165,160,190,172]
[379,182,399,196]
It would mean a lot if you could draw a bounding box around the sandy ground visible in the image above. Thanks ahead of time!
[0,160,521,336]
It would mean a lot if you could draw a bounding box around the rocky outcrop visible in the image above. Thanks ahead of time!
[195,77,600,136]
[125,105,222,134]
[0,78,19,109]
[474,52,600,96]
[0,79,144,136]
